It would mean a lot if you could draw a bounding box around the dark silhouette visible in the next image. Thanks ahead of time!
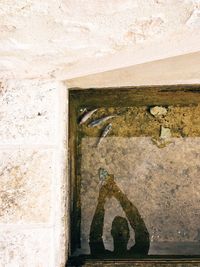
[89,172,150,256]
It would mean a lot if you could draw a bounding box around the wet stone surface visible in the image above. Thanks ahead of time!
[80,137,200,255]
[76,105,200,256]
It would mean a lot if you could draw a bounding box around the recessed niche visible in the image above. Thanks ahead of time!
[69,86,200,266]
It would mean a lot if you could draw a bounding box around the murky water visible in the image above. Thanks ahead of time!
[74,104,200,257]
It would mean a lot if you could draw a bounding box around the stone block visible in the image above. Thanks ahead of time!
[0,80,58,145]
[0,228,53,267]
[0,149,53,223]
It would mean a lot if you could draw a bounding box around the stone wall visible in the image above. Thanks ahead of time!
[0,79,200,266]
[0,1,200,266]
[0,80,68,267]
[0,0,200,80]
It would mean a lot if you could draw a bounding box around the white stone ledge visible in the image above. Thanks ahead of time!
[0,1,200,80]
[66,52,200,88]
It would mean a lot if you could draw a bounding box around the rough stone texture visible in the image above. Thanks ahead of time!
[0,79,68,267]
[0,80,58,145]
[0,1,200,265]
[0,229,53,267]
[0,0,199,79]
[0,149,53,223]
[80,137,200,255]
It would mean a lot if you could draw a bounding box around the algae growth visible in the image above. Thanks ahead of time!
[79,104,200,143]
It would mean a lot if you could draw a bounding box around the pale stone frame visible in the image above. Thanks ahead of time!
[55,85,69,267]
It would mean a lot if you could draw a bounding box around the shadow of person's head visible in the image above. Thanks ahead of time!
[111,216,130,253]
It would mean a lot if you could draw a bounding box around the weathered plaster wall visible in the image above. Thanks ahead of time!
[0,80,68,267]
[0,0,200,80]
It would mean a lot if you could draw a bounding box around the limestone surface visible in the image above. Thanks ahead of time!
[0,79,67,267]
[0,80,58,145]
[0,149,53,223]
[0,229,53,267]
[150,106,168,117]
[0,0,199,79]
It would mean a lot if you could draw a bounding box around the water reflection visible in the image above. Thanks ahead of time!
[89,170,150,256]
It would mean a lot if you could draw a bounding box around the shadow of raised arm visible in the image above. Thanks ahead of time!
[89,171,150,256]
[112,181,150,254]
[89,178,113,255]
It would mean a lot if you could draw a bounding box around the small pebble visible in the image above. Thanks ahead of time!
[160,126,171,139]
[150,106,167,117]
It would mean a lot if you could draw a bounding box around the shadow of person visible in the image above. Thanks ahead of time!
[89,170,150,257]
